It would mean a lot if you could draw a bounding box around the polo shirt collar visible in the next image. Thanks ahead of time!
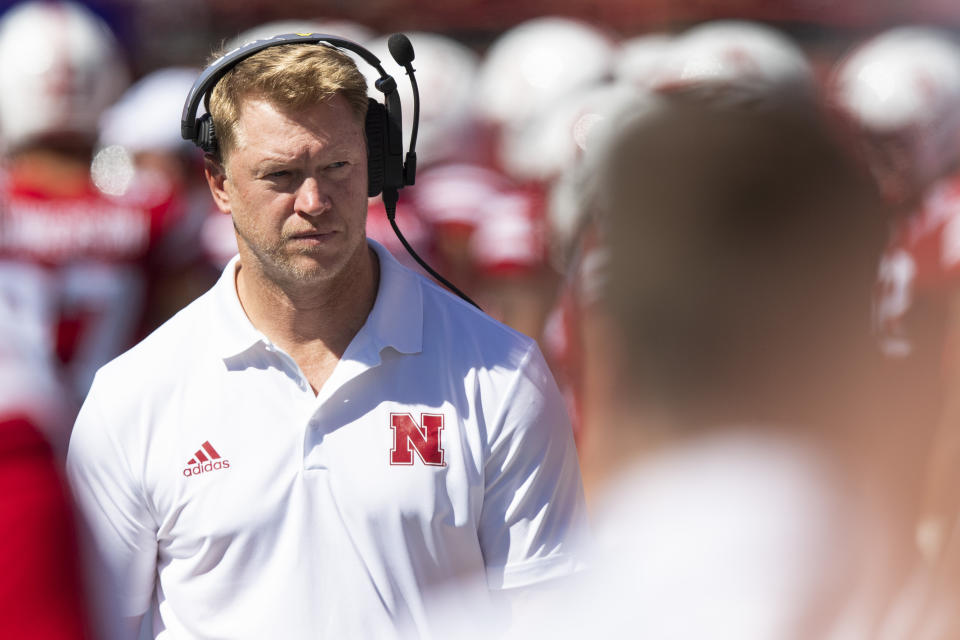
[210,255,263,360]
[362,239,423,358]
[209,239,423,363]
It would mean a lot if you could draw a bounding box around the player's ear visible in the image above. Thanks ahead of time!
[203,153,231,215]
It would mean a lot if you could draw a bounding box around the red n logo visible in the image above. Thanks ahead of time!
[390,413,446,466]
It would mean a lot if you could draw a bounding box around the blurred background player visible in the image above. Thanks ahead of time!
[0,0,204,406]
[830,27,960,571]
[465,16,616,342]
[96,65,220,320]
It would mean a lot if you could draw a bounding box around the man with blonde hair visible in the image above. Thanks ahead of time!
[67,39,587,640]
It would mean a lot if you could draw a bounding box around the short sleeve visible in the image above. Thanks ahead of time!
[478,342,590,590]
[66,377,158,632]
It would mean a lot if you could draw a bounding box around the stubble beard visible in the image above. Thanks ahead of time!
[233,219,369,291]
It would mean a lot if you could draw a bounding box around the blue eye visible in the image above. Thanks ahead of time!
[327,161,348,169]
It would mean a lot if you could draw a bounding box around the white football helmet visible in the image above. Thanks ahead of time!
[831,27,960,203]
[650,20,813,107]
[93,66,200,196]
[225,18,376,51]
[364,31,481,167]
[475,16,615,130]
[546,90,666,265]
[99,66,200,155]
[614,33,674,89]
[224,19,376,73]
[307,18,376,46]
[500,81,639,185]
[226,19,327,51]
[0,1,128,152]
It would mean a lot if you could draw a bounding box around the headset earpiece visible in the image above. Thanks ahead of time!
[365,98,386,197]
[196,112,218,156]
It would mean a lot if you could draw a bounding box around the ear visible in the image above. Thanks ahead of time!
[203,153,231,215]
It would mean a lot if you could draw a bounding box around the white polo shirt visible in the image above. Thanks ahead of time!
[66,240,588,640]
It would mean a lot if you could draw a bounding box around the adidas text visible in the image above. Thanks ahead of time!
[183,460,231,477]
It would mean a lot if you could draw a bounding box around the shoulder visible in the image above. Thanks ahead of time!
[419,274,540,370]
[373,238,539,369]
[413,276,566,441]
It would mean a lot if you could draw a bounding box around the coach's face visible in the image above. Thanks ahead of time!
[206,94,370,288]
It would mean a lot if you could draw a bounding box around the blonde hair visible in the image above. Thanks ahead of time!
[207,42,369,161]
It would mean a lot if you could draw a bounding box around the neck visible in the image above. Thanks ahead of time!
[235,244,380,364]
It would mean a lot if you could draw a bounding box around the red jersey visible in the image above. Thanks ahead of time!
[0,166,190,402]
[412,162,549,278]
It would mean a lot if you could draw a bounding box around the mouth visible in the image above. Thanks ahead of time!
[289,229,337,241]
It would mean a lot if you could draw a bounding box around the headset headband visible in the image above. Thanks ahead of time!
[180,32,398,146]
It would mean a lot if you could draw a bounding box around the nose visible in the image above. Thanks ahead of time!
[294,177,332,217]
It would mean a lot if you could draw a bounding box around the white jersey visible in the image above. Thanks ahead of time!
[66,240,588,640]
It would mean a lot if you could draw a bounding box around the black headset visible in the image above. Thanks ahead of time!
[180,32,410,199]
[180,32,479,309]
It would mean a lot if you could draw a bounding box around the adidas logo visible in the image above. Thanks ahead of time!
[182,441,231,477]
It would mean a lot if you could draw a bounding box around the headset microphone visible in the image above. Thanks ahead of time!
[387,33,418,189]
[387,32,415,65]
[381,34,480,309]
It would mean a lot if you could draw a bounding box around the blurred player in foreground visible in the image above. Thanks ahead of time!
[439,92,925,640]
[515,98,899,639]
